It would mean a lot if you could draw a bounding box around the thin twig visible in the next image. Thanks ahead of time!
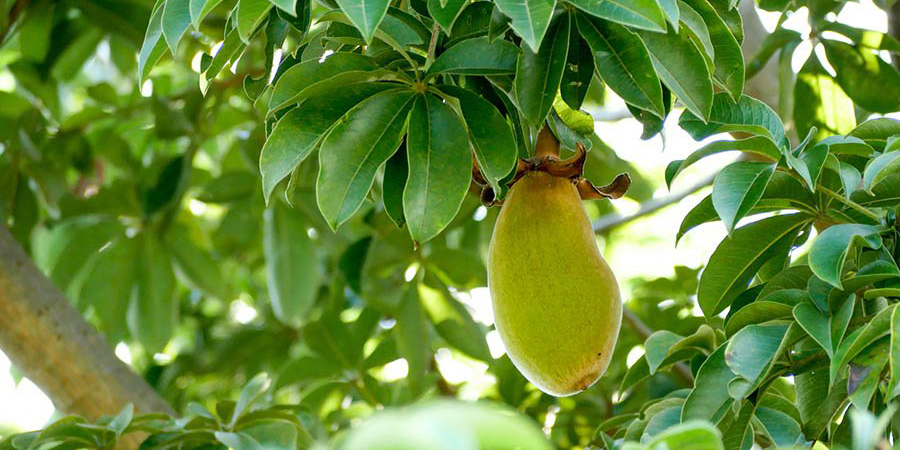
[424,22,440,70]
[0,0,30,46]
[819,186,883,222]
[592,172,716,233]
[622,308,694,386]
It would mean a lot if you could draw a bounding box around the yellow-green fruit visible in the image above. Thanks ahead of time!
[488,171,622,396]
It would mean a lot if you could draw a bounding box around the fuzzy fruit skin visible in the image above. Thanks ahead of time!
[488,171,622,396]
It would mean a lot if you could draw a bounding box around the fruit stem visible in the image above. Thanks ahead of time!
[534,125,560,159]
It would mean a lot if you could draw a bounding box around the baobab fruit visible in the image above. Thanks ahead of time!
[486,130,625,397]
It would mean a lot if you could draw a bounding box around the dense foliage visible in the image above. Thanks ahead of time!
[1,0,900,448]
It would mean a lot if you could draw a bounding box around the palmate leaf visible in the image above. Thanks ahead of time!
[404,94,473,244]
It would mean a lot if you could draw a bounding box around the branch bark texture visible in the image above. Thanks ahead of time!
[0,225,173,419]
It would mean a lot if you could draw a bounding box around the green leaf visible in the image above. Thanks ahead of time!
[679,93,784,143]
[165,226,228,300]
[108,404,133,436]
[419,278,491,361]
[200,26,247,93]
[128,233,177,354]
[316,89,414,229]
[808,224,883,289]
[569,0,666,32]
[794,55,856,140]
[138,4,169,83]
[560,28,594,110]
[269,52,381,112]
[796,369,847,440]
[792,295,854,358]
[79,237,136,342]
[494,0,557,52]
[382,148,407,227]
[336,0,390,43]
[439,86,517,193]
[636,27,713,121]
[847,338,888,410]
[646,421,724,450]
[680,0,743,99]
[644,330,682,374]
[667,136,780,188]
[269,0,297,14]
[697,213,811,316]
[427,0,468,31]
[263,201,321,324]
[724,301,793,337]
[831,304,896,384]
[162,0,192,53]
[677,1,714,67]
[853,174,900,207]
[428,37,519,75]
[576,14,663,116]
[191,0,225,28]
[260,82,394,202]
[515,15,569,125]
[821,22,900,53]
[849,118,900,149]
[758,265,813,299]
[404,94,473,243]
[862,151,900,192]
[786,142,829,192]
[823,40,900,114]
[237,0,273,43]
[238,420,299,450]
[395,282,429,395]
[756,404,803,447]
[681,344,736,422]
[712,161,776,233]
[819,136,873,156]
[231,373,271,426]
[725,323,788,385]
[887,306,900,399]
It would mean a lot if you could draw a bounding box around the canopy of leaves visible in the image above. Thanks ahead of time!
[1,0,900,448]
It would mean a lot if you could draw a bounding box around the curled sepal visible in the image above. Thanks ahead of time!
[576,173,631,200]
[542,141,587,179]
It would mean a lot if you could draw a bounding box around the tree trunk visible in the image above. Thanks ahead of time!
[0,225,173,420]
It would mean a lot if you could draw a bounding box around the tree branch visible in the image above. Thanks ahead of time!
[0,225,173,420]
[592,172,715,233]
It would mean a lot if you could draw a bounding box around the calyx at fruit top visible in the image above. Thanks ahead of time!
[473,127,631,206]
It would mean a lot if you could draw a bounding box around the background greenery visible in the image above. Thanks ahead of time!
[0,0,899,448]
